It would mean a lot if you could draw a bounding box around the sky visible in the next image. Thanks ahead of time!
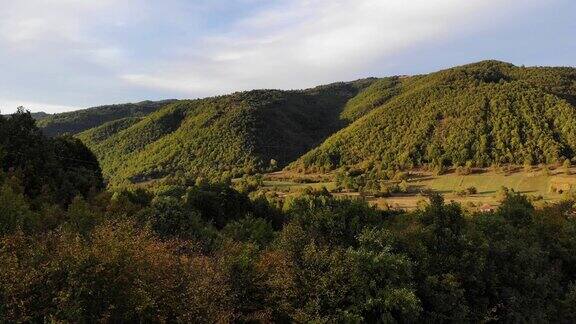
[0,0,574,114]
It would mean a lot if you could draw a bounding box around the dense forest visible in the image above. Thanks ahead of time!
[34,61,576,187]
[74,80,374,185]
[292,61,576,173]
[2,111,576,322]
[3,61,576,321]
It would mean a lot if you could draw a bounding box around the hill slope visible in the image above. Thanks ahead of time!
[291,61,576,173]
[37,100,176,136]
[77,80,375,184]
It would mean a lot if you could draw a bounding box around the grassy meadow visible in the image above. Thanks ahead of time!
[260,166,576,211]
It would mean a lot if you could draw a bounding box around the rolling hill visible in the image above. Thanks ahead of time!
[37,100,177,136]
[76,80,375,184]
[291,61,576,173]
[33,60,576,186]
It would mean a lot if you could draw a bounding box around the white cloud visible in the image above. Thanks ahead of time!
[121,0,543,96]
[0,0,113,46]
[80,47,127,66]
[0,0,555,112]
[0,0,144,68]
[0,98,76,114]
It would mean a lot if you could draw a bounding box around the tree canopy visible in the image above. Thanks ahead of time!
[2,113,576,322]
[292,61,576,172]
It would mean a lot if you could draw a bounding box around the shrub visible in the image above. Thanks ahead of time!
[456,166,472,175]
[564,159,572,174]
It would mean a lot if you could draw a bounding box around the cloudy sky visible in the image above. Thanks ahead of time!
[0,0,574,113]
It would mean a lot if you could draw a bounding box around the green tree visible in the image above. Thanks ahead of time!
[0,182,37,235]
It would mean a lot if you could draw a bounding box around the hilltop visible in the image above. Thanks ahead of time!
[291,61,576,173]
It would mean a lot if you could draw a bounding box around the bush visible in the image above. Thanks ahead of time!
[455,187,477,197]
[433,165,446,176]
[233,174,264,193]
[394,172,409,181]
[466,186,477,195]
[399,180,410,193]
[455,166,472,175]
[496,186,511,201]
[293,177,317,184]
[564,159,572,174]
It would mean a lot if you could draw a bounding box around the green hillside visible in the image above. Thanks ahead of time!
[78,80,374,184]
[292,61,576,173]
[37,100,176,136]
[340,76,404,121]
[5,109,576,323]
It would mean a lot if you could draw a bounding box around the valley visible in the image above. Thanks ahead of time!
[30,60,576,210]
[3,1,576,320]
[3,59,576,322]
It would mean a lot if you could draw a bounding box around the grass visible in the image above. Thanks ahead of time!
[413,171,547,195]
[260,167,576,211]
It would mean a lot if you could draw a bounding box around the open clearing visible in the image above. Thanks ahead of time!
[261,167,576,211]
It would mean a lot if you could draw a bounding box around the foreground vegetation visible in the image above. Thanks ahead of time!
[2,111,576,322]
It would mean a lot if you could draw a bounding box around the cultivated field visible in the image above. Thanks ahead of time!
[260,167,576,211]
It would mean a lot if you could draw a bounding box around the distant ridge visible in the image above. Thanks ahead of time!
[30,60,576,184]
[37,100,177,136]
[1,111,49,120]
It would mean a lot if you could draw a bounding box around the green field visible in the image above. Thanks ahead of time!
[261,167,576,210]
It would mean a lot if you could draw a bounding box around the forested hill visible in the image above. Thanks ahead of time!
[4,105,576,323]
[37,100,177,136]
[77,79,375,184]
[30,60,576,183]
[292,60,576,173]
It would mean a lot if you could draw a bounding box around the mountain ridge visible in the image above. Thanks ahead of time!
[75,79,376,184]
[37,99,177,136]
[29,60,576,185]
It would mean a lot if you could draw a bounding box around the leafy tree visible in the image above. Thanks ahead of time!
[564,158,572,174]
[222,216,275,246]
[0,110,103,204]
[0,182,37,235]
[284,193,382,247]
[65,196,101,235]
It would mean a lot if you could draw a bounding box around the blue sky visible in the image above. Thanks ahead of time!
[0,0,574,113]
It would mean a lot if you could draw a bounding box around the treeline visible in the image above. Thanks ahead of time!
[292,61,576,173]
[1,112,576,322]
